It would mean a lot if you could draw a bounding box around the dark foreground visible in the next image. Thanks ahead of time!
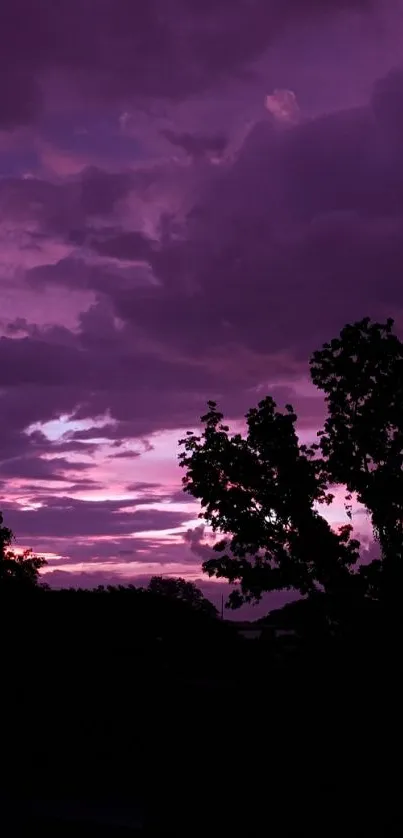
[1,592,401,835]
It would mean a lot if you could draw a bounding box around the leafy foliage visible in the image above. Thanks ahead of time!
[310,317,403,586]
[179,398,360,607]
[147,575,218,618]
[0,512,47,589]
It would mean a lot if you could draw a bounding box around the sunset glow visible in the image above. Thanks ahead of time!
[0,0,400,612]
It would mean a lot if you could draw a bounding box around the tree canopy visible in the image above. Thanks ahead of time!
[179,398,360,607]
[147,575,218,618]
[179,316,401,608]
[0,512,47,589]
[310,317,403,593]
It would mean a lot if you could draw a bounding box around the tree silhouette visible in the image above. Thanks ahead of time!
[147,575,218,617]
[310,317,403,596]
[0,512,47,589]
[179,398,360,608]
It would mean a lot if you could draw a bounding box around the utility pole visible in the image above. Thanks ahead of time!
[221,594,224,620]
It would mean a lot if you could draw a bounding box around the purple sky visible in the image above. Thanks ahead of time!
[0,0,400,616]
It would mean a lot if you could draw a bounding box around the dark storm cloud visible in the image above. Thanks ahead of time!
[78,168,135,218]
[183,525,212,560]
[5,63,403,461]
[0,456,90,482]
[1,1,397,584]
[0,311,215,396]
[67,425,123,441]
[0,295,244,486]
[96,69,403,368]
[26,258,148,299]
[111,451,141,460]
[0,385,93,468]
[162,130,228,160]
[90,231,156,262]
[169,489,198,505]
[40,536,191,569]
[2,495,191,539]
[0,334,91,387]
[62,481,104,494]
[124,482,162,493]
[0,0,380,127]
[0,423,100,486]
[50,440,100,455]
[0,168,134,232]
[19,478,102,494]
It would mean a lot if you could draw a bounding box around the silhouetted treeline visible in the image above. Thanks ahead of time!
[3,316,403,832]
[179,317,403,617]
[1,582,239,678]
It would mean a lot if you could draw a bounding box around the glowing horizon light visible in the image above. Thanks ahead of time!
[41,560,216,581]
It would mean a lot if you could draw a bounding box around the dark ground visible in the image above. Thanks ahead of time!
[1,592,401,835]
